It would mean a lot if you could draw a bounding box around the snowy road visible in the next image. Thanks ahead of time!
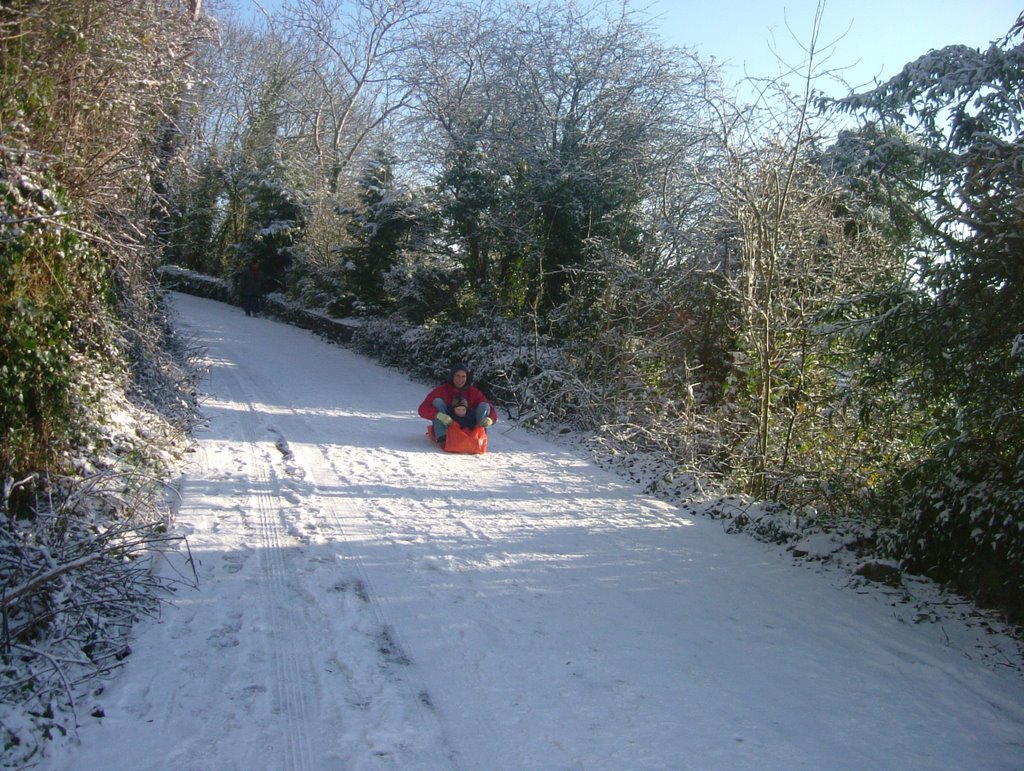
[49,293,1024,770]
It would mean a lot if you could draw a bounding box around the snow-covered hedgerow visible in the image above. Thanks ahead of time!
[0,350,199,766]
[157,264,235,304]
[1,0,226,762]
[1,134,200,770]
[349,313,568,413]
[899,463,1024,624]
[0,279,199,765]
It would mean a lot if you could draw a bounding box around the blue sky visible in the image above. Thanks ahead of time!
[235,0,1019,96]
[644,0,1021,95]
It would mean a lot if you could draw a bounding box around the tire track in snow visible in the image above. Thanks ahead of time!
[278,431,459,768]
[211,361,457,768]
[218,367,318,771]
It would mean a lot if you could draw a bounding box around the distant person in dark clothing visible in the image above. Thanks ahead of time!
[238,260,263,316]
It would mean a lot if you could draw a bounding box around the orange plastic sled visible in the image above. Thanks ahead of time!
[427,423,488,454]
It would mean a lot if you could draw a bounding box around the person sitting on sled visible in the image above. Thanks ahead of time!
[418,362,497,445]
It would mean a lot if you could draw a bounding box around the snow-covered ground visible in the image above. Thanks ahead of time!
[44,292,1024,770]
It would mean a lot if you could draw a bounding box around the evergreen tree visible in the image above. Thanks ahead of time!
[341,150,420,312]
[826,15,1024,618]
[411,0,702,319]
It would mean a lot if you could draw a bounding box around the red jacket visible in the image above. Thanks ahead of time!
[418,382,498,424]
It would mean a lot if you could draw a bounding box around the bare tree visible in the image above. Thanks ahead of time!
[696,3,904,506]
[281,0,427,191]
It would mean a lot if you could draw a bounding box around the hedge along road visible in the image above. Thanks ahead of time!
[47,292,1024,771]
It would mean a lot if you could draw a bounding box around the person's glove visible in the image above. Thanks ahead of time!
[436,413,453,426]
[479,417,493,428]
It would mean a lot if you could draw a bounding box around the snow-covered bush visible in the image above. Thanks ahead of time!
[0,280,197,764]
[158,265,234,304]
[0,1,208,760]
[289,265,356,318]
[898,460,1024,622]
[826,21,1024,622]
[1,470,187,764]
[0,163,105,478]
[382,251,465,325]
[351,313,566,410]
